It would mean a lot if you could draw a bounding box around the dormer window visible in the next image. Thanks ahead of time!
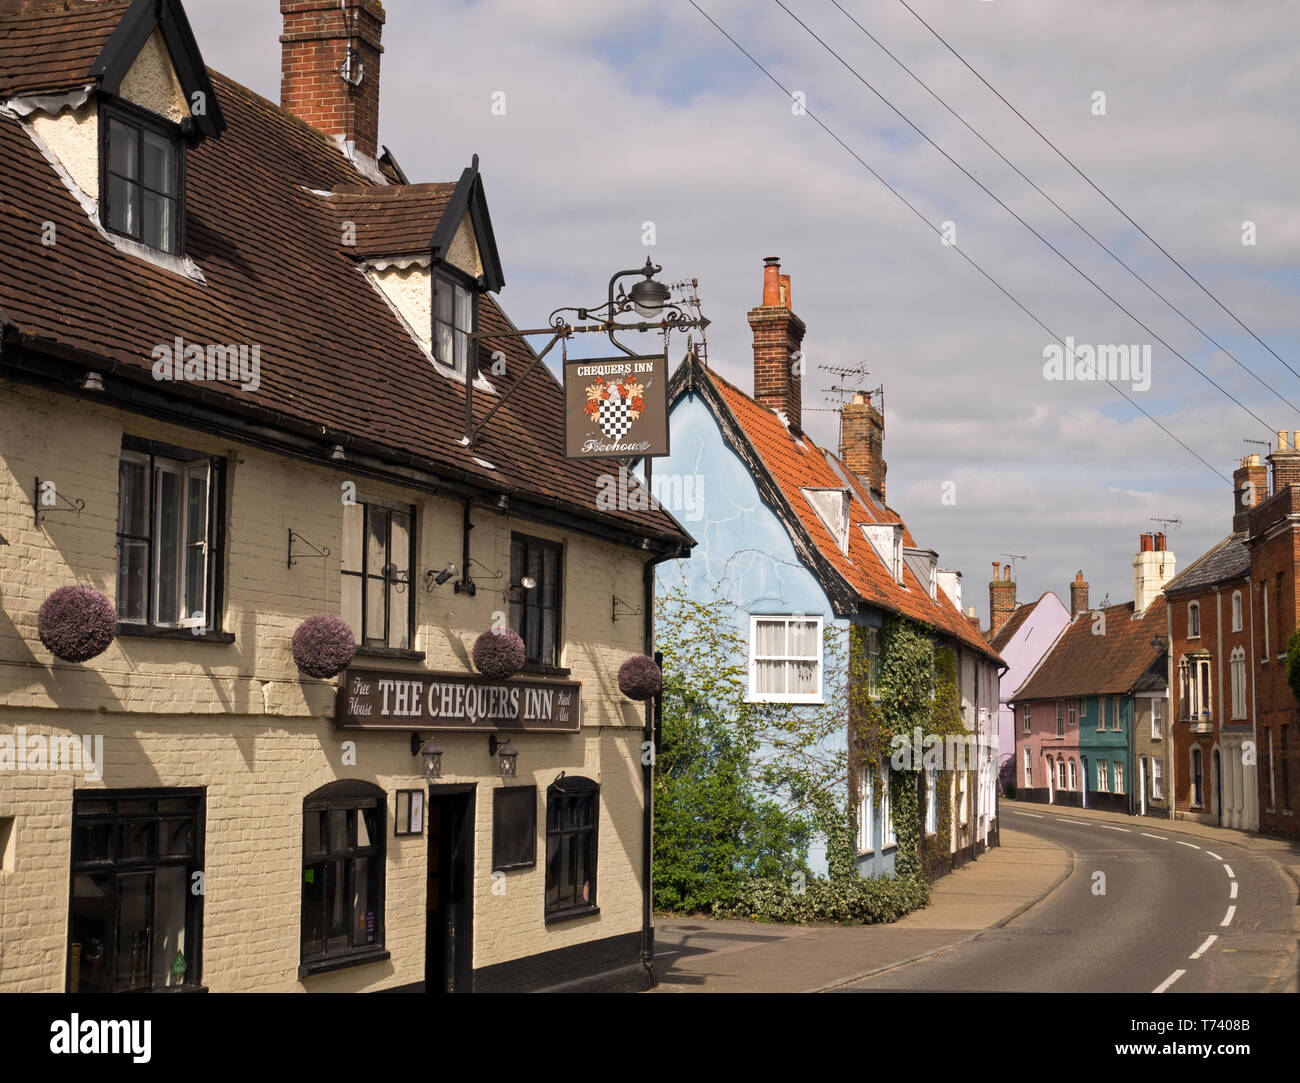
[102,103,183,255]
[433,269,475,376]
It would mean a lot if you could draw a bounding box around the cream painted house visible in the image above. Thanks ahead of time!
[0,0,691,993]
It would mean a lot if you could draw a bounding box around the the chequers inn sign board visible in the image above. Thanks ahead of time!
[563,354,670,460]
[336,668,581,733]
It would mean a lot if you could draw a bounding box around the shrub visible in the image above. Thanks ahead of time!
[38,585,116,662]
[711,871,929,925]
[618,654,661,700]
[292,615,357,678]
[472,627,525,679]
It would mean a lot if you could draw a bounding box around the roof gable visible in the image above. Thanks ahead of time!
[432,160,504,291]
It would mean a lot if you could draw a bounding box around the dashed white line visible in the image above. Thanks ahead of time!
[1100,825,1131,832]
[1229,881,1238,900]
[1009,811,1044,818]
[1175,841,1201,849]
[1140,832,1167,840]
[1153,969,1185,993]
[1189,935,1217,960]
[1056,818,1088,826]
[1223,864,1235,879]
[1221,905,1236,927]
[1206,851,1222,860]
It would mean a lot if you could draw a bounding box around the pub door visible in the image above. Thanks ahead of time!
[426,786,474,993]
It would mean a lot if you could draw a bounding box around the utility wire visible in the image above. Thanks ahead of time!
[685,0,1230,483]
[895,0,1300,385]
[773,0,1275,436]
[827,0,1300,417]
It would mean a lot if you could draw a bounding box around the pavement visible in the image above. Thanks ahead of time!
[651,801,1300,993]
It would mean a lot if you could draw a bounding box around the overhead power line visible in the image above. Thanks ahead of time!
[826,0,1300,417]
[685,0,1231,483]
[773,0,1276,436]
[895,0,1300,385]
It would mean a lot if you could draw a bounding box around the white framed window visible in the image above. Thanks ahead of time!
[1190,746,1204,806]
[1055,700,1064,738]
[1097,759,1109,792]
[1188,601,1201,638]
[749,615,823,702]
[925,767,937,834]
[1231,590,1243,633]
[1098,697,1106,731]
[1021,702,1031,733]
[1151,758,1164,799]
[1023,747,1032,788]
[1230,647,1247,720]
[856,767,874,854]
[1113,760,1124,795]
[433,269,475,376]
[1056,760,1065,789]
[866,625,881,697]
[1182,657,1212,720]
[881,766,896,848]
[958,772,968,824]
[1067,699,1077,727]
[1111,696,1122,731]
[1151,697,1164,740]
[1067,759,1077,790]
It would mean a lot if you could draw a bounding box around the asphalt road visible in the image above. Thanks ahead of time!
[841,809,1296,993]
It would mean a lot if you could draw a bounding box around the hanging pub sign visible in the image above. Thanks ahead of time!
[563,353,670,460]
[335,666,581,733]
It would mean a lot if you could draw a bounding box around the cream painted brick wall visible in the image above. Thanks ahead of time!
[0,381,654,991]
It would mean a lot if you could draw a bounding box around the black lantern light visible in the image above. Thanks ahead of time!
[412,734,443,780]
[628,258,671,317]
[489,735,519,779]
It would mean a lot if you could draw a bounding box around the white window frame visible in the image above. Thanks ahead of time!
[1097,759,1109,792]
[1231,590,1243,633]
[1188,601,1201,638]
[1067,759,1077,790]
[856,767,874,854]
[1190,746,1204,807]
[866,625,882,699]
[1113,760,1124,795]
[1067,699,1077,727]
[1151,697,1163,740]
[1151,757,1164,799]
[1021,702,1031,733]
[432,269,475,377]
[881,766,896,848]
[1111,695,1122,731]
[748,615,824,703]
[1023,747,1032,787]
[1055,700,1064,738]
[925,767,937,834]
[1230,647,1246,720]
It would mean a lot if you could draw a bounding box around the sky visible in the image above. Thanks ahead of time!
[183,0,1300,626]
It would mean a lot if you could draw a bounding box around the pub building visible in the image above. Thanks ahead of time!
[0,0,691,992]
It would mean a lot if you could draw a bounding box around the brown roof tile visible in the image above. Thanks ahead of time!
[0,0,129,97]
[327,182,457,260]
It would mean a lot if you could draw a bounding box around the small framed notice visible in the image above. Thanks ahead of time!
[395,789,425,836]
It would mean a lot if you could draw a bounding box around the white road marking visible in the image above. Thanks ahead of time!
[1221,905,1236,927]
[1189,935,1217,960]
[1206,851,1222,860]
[1153,969,1185,993]
[1100,825,1131,832]
[1223,863,1235,879]
[1176,841,1201,849]
[1057,818,1089,826]
[1009,811,1044,818]
[1141,832,1167,840]
[1229,881,1238,899]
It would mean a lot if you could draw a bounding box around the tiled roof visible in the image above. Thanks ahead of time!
[696,363,1000,662]
[327,183,457,261]
[0,0,129,97]
[1163,534,1249,596]
[0,23,689,545]
[1013,597,1167,700]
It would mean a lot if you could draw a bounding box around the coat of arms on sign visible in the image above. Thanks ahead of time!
[584,376,645,441]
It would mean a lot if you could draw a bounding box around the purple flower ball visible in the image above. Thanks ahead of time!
[618,654,661,700]
[38,585,116,662]
[292,615,357,679]
[472,628,525,680]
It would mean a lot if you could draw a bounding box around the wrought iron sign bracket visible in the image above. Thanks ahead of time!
[288,529,331,569]
[33,477,85,526]
[612,594,643,623]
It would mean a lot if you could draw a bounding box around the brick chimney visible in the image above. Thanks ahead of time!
[749,257,805,434]
[1133,532,1175,617]
[841,391,886,502]
[1069,571,1089,617]
[965,606,981,633]
[989,561,1016,636]
[281,0,386,161]
[1234,453,1267,534]
[1267,430,1300,496]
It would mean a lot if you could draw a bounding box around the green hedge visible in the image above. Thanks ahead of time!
[710,871,929,925]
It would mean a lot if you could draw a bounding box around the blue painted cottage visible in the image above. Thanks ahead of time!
[649,258,1003,879]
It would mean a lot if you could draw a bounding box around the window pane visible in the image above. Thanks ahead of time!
[352,856,373,946]
[117,539,148,622]
[69,872,113,993]
[357,805,375,849]
[118,457,148,535]
[756,660,784,695]
[304,809,321,856]
[435,281,454,325]
[435,321,454,368]
[326,859,348,952]
[183,466,207,620]
[755,620,785,657]
[543,547,559,608]
[455,283,473,332]
[788,621,818,657]
[388,583,408,649]
[152,865,188,987]
[108,173,138,237]
[330,809,349,853]
[341,503,363,573]
[545,835,560,908]
[155,467,181,624]
[365,506,386,576]
[301,862,325,958]
[73,822,111,864]
[541,611,555,667]
[142,189,172,252]
[159,819,191,858]
[366,576,386,643]
[790,660,818,695]
[118,820,154,861]
[114,872,152,991]
[109,119,138,179]
[341,575,362,641]
[142,130,176,193]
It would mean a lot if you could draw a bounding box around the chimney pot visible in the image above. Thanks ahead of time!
[1070,571,1090,617]
[750,258,805,434]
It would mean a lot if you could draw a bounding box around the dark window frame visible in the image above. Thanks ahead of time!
[431,264,478,377]
[99,98,186,255]
[544,775,598,923]
[492,785,538,872]
[299,780,388,977]
[115,435,225,635]
[509,532,564,669]
[66,788,205,993]
[340,499,416,650]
